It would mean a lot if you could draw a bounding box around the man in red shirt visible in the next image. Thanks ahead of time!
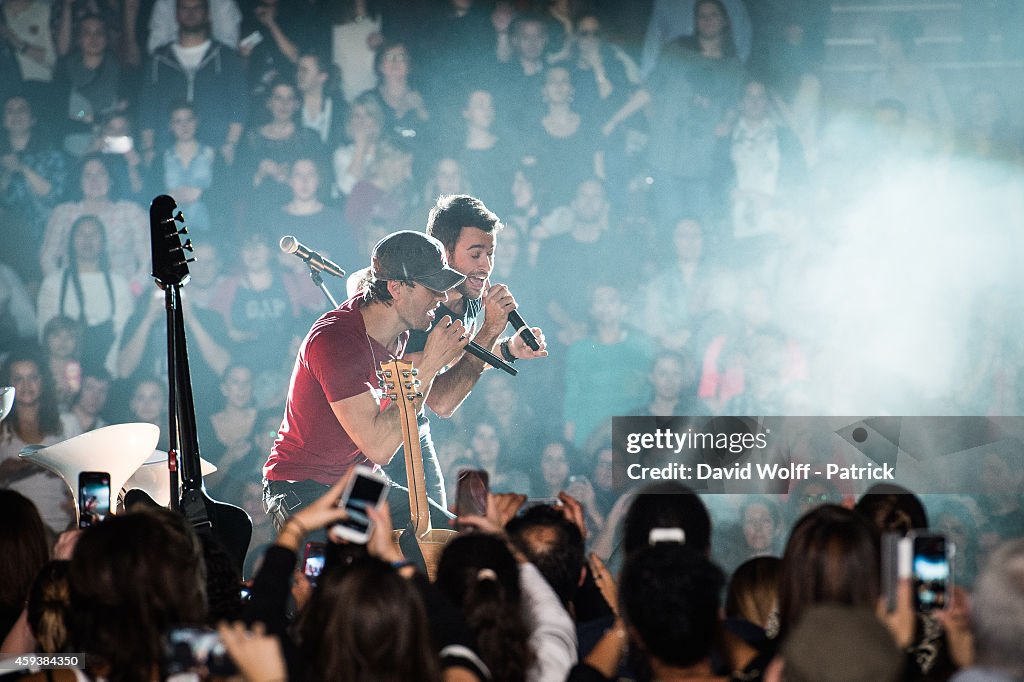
[262,230,470,528]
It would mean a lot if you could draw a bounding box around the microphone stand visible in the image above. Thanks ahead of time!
[306,257,339,309]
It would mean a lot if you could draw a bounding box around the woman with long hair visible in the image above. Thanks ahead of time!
[39,153,147,290]
[36,214,133,375]
[776,504,880,641]
[436,533,533,682]
[0,351,72,533]
[67,508,207,682]
[300,557,442,682]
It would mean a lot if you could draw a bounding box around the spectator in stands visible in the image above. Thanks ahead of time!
[468,420,531,496]
[522,66,603,213]
[197,362,257,494]
[951,538,1024,682]
[146,0,241,54]
[81,111,145,201]
[0,350,73,534]
[59,365,110,437]
[368,41,431,141]
[273,156,353,258]
[52,13,125,157]
[494,12,550,127]
[0,263,37,352]
[535,438,574,499]
[40,315,83,409]
[563,286,655,449]
[457,89,515,209]
[328,0,384,103]
[122,375,169,450]
[295,51,348,150]
[332,91,385,198]
[343,134,416,253]
[714,79,807,242]
[237,0,302,97]
[568,11,640,124]
[630,351,707,418]
[422,157,471,206]
[139,0,248,161]
[1,94,69,283]
[36,214,134,375]
[867,17,954,152]
[116,267,231,423]
[159,100,215,234]
[640,0,752,76]
[237,78,327,218]
[216,229,301,374]
[606,0,746,227]
[530,179,627,346]
[40,154,149,292]
[0,490,50,642]
[0,0,58,85]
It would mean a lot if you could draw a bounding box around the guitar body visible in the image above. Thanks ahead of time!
[381,360,455,579]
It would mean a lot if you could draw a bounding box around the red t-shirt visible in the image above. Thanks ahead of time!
[263,295,407,485]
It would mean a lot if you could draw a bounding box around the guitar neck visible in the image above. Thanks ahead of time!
[382,360,432,538]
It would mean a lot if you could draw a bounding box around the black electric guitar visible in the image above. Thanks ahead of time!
[149,195,252,572]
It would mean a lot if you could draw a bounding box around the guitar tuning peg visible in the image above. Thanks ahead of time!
[382,369,393,378]
[181,239,194,252]
[173,257,197,267]
[177,226,189,236]
[410,368,419,377]
[174,211,185,223]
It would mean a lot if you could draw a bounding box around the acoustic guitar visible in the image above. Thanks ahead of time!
[379,359,456,579]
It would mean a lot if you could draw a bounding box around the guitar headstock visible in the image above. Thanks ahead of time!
[379,360,422,403]
[149,194,194,287]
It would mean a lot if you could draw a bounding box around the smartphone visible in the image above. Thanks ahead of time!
[910,533,951,612]
[101,135,133,154]
[330,465,388,544]
[78,471,111,528]
[455,469,489,522]
[162,627,237,677]
[517,497,562,516]
[303,541,326,586]
[239,30,264,50]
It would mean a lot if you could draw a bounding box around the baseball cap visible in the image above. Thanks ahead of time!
[371,230,466,292]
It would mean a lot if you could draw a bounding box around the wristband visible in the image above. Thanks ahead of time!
[390,559,415,570]
[499,339,517,363]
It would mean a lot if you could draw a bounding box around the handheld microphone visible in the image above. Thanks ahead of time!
[464,340,518,376]
[280,236,346,278]
[508,310,540,351]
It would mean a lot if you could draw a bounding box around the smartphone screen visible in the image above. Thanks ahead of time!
[78,471,111,528]
[455,469,489,518]
[331,468,387,543]
[162,627,237,677]
[303,541,326,586]
[912,534,949,612]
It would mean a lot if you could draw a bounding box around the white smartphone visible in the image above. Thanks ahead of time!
[330,465,388,544]
[239,30,264,50]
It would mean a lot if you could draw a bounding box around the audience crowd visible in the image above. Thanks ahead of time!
[1,0,1023,678]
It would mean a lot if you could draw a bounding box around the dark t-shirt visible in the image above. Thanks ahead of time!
[263,295,408,485]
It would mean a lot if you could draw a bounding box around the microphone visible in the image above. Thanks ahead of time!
[464,340,518,376]
[280,236,346,278]
[508,310,541,351]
